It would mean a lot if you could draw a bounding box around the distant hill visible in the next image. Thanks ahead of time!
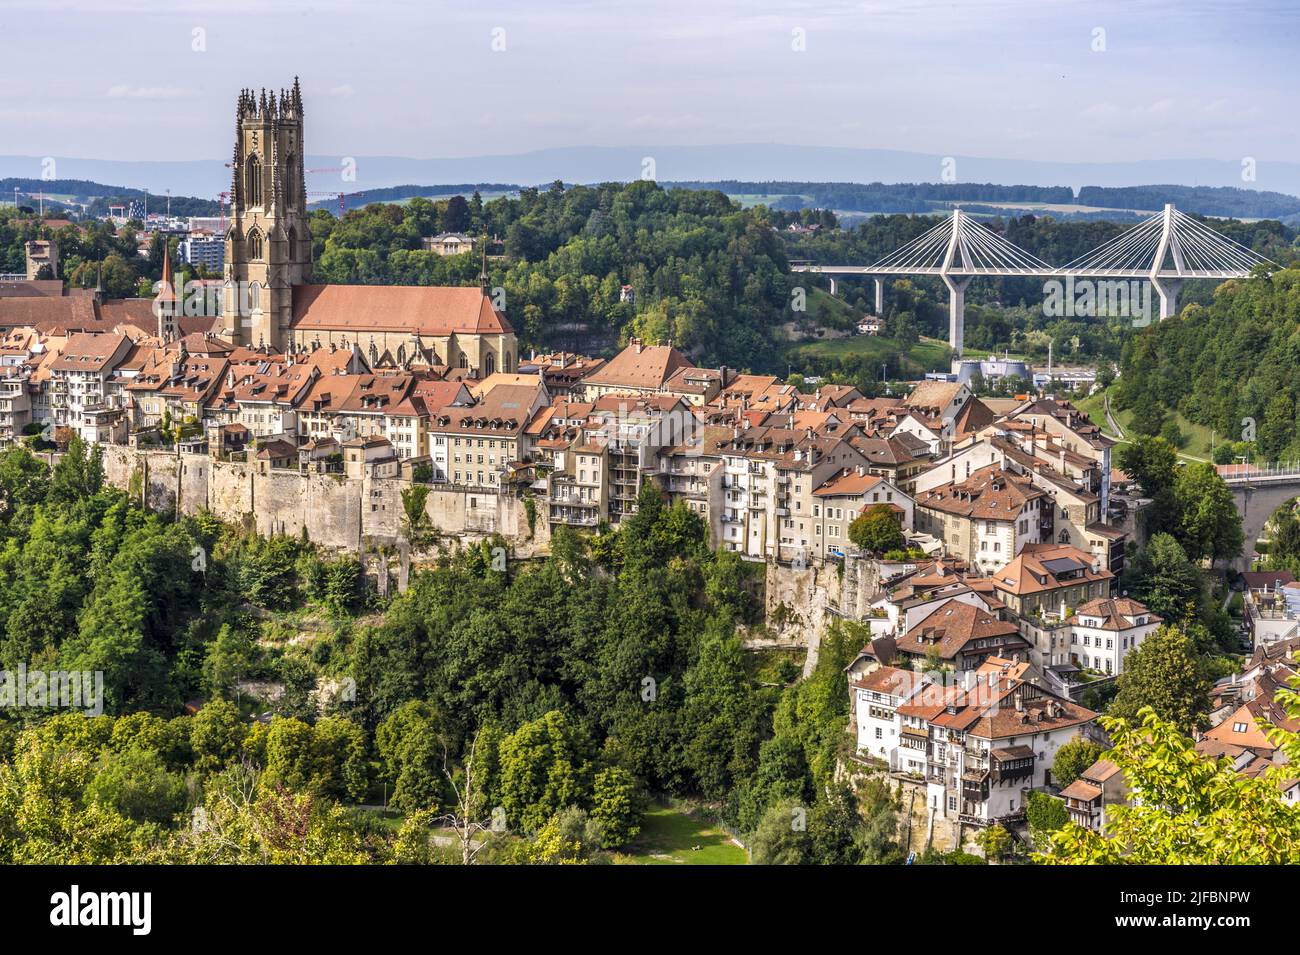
[6,175,1298,228]
[0,178,219,217]
[3,146,1300,203]
[662,181,1300,222]
[305,183,521,210]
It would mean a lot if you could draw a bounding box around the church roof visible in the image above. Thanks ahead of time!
[289,285,513,337]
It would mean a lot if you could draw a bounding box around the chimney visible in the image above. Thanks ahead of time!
[856,464,865,477]
[1014,691,1023,712]
[1059,447,1066,472]
[631,337,643,354]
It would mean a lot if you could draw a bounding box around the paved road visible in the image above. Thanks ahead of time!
[1103,393,1125,441]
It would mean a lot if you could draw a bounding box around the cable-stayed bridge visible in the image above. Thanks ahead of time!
[790,204,1275,355]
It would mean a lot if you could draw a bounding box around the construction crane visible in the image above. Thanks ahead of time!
[306,191,347,217]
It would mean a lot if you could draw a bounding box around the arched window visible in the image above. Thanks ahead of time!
[458,354,469,369]
[245,154,262,206]
[1058,529,1070,544]
[286,227,296,260]
[484,353,495,376]
[284,155,295,206]
[249,282,261,312]
[247,230,263,260]
[503,352,512,373]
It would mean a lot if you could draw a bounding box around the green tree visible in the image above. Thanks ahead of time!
[1259,392,1296,460]
[1051,738,1105,787]
[0,730,149,864]
[1043,707,1300,864]
[497,710,593,834]
[1126,532,1202,623]
[975,823,1012,861]
[848,503,905,555]
[1172,462,1243,563]
[749,798,812,865]
[1025,791,1068,844]
[85,746,186,825]
[401,484,430,536]
[375,701,451,811]
[1115,436,1178,533]
[190,699,247,774]
[589,766,640,848]
[1110,625,1210,733]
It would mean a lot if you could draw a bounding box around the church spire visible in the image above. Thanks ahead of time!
[479,239,489,291]
[157,242,176,304]
[154,242,178,341]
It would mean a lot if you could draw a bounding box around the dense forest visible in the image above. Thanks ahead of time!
[0,442,899,864]
[1114,265,1300,459]
[1076,184,1300,221]
[310,181,794,369]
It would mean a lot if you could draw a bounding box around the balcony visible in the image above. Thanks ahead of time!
[549,492,597,507]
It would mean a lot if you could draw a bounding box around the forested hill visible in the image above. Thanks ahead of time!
[667,181,1300,222]
[311,181,794,369]
[0,178,218,218]
[308,181,1299,373]
[1115,266,1300,458]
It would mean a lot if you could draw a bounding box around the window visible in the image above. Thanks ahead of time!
[247,230,263,260]
[244,154,262,205]
[1233,722,1248,733]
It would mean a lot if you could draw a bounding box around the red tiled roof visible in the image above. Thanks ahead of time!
[290,285,513,336]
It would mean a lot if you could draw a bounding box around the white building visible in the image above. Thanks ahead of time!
[852,665,929,765]
[895,660,1098,825]
[1065,597,1161,676]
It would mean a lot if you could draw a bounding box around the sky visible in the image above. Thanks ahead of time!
[2,0,1296,166]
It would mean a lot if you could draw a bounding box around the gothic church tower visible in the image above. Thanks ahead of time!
[222,79,312,350]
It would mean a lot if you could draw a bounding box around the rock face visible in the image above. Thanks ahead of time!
[102,445,537,554]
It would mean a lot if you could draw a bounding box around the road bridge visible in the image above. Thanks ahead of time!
[791,204,1275,355]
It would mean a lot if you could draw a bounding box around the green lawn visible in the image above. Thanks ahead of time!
[1076,387,1213,462]
[726,193,811,208]
[617,804,748,865]
[787,333,952,375]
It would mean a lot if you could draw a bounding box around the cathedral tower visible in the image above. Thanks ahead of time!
[222,79,312,350]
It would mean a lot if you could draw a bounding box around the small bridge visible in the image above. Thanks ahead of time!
[1220,464,1300,570]
[791,204,1276,355]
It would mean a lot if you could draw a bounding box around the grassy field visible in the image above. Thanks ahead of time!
[726,193,810,208]
[616,804,748,865]
[1076,387,1214,462]
[787,333,952,375]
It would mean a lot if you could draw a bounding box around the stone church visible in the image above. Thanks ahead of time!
[221,80,517,375]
